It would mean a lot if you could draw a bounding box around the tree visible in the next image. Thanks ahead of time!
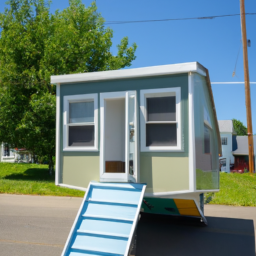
[0,0,137,174]
[232,119,247,135]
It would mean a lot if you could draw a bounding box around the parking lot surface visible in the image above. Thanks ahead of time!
[0,194,255,256]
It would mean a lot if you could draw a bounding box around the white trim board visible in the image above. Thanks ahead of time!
[211,82,256,84]
[51,62,206,84]
[57,184,219,196]
[188,73,196,191]
[58,183,87,191]
[55,83,60,185]
[144,189,219,198]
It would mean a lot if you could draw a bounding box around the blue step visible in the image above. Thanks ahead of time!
[61,182,146,256]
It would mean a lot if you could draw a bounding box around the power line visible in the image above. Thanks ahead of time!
[211,82,256,84]
[105,13,256,25]
[232,40,242,78]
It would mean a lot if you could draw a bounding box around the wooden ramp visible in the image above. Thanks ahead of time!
[61,182,146,256]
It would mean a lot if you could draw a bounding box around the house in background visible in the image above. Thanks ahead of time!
[232,135,256,172]
[0,143,15,162]
[0,143,32,163]
[218,120,256,172]
[218,120,236,172]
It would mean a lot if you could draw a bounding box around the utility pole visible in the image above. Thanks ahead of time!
[240,0,255,173]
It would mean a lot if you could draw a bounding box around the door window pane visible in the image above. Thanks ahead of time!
[146,123,177,146]
[147,96,176,121]
[69,101,94,123]
[69,125,94,146]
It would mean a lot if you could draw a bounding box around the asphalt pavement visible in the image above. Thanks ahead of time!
[0,194,255,256]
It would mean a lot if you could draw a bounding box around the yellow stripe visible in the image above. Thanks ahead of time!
[174,199,201,217]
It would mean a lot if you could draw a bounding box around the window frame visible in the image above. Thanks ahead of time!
[63,94,98,151]
[221,137,228,145]
[140,87,182,152]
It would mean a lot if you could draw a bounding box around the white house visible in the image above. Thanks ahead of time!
[218,120,256,172]
[218,120,236,172]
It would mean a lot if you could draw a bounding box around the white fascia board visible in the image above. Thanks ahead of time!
[144,189,220,198]
[51,62,206,84]
[58,183,87,191]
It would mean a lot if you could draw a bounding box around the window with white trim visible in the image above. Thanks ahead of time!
[221,137,227,145]
[63,94,98,151]
[140,87,181,151]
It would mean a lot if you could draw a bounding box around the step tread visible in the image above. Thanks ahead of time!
[77,229,129,238]
[71,245,124,256]
[69,250,122,256]
[88,198,138,206]
[82,214,134,222]
[90,182,145,191]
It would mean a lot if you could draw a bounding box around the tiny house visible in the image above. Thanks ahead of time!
[51,62,221,224]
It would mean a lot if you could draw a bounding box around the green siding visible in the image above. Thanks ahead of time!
[140,153,189,193]
[193,73,219,190]
[59,74,189,192]
[61,152,99,188]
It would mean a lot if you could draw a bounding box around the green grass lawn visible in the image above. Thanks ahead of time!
[1,163,256,205]
[0,163,85,197]
[206,172,256,206]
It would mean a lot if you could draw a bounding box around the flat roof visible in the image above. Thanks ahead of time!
[51,62,206,84]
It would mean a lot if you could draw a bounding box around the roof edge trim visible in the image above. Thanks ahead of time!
[51,62,206,84]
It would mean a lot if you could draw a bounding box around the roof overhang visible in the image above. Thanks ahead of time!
[232,152,248,156]
[51,62,206,84]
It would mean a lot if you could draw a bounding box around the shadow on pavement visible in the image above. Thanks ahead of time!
[136,213,255,256]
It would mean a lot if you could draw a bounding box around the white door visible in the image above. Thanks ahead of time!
[100,91,138,182]
[126,91,138,182]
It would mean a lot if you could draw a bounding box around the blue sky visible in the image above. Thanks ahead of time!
[1,0,256,132]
